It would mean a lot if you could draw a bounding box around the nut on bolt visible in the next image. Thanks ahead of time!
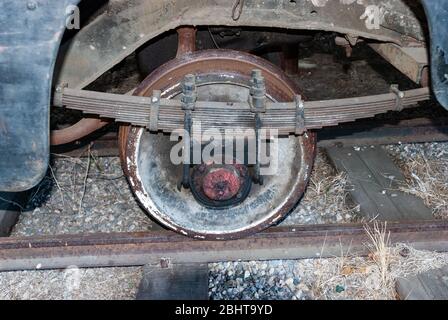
[249,69,267,113]
[181,74,197,110]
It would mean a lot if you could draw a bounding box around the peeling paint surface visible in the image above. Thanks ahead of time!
[0,0,80,191]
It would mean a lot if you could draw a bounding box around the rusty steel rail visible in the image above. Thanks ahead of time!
[0,220,447,272]
[318,116,448,147]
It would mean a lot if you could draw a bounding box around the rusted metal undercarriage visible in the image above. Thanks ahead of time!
[48,1,436,239]
[52,0,431,146]
[56,0,428,89]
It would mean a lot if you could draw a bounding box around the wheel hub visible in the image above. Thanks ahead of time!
[203,167,240,201]
[190,161,252,209]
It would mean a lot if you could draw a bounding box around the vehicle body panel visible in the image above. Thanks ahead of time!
[0,0,79,191]
[422,0,448,108]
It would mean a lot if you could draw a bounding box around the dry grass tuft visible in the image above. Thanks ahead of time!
[394,152,448,218]
[78,146,92,213]
[364,222,393,298]
[304,151,360,220]
[305,222,448,300]
[309,172,349,201]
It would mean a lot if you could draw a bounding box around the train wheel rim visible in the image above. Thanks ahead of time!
[119,49,317,240]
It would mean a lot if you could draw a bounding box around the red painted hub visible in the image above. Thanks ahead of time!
[202,167,242,201]
[190,161,252,208]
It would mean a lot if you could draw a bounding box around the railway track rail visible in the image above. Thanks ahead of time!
[0,220,447,272]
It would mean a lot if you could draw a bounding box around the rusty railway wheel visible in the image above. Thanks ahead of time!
[119,49,316,240]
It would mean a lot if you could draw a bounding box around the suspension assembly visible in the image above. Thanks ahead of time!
[51,23,431,239]
[51,48,431,240]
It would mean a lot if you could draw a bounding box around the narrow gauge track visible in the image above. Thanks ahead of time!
[0,220,447,272]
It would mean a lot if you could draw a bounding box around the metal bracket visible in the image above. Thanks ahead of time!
[181,74,197,111]
[249,69,266,185]
[254,114,264,185]
[295,95,306,135]
[180,74,197,189]
[53,83,68,107]
[148,90,161,132]
[390,84,405,112]
[249,69,267,113]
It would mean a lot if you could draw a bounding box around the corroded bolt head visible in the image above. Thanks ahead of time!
[251,69,263,79]
[183,74,196,89]
[251,69,265,86]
